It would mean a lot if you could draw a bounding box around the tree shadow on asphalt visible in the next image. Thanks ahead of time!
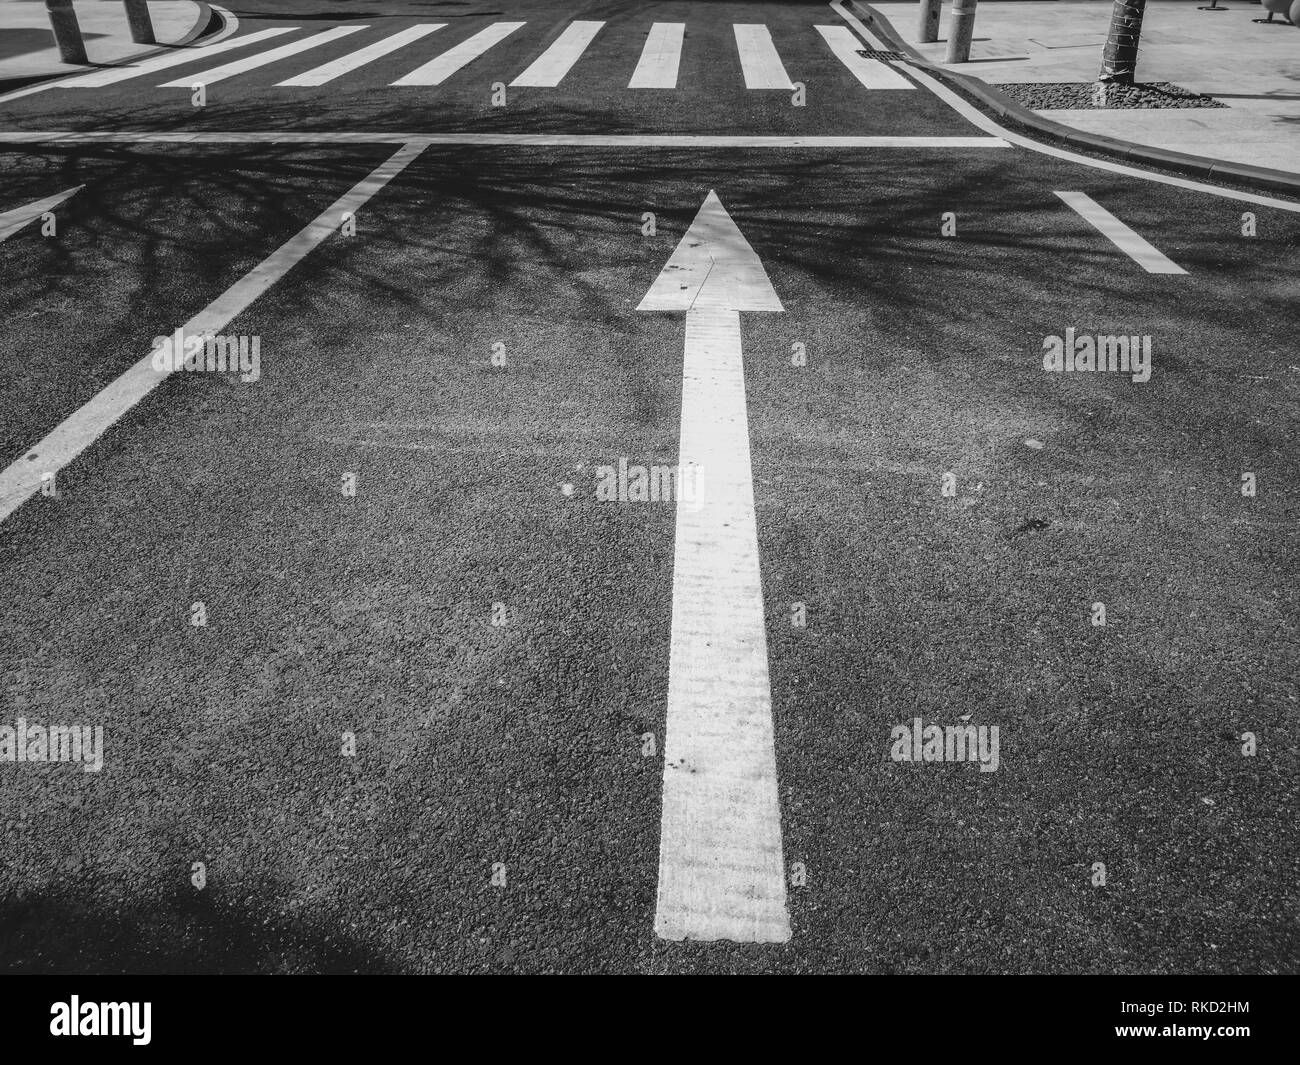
[2,109,1297,454]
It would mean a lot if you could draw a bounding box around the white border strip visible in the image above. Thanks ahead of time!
[0,142,426,525]
[0,132,1009,147]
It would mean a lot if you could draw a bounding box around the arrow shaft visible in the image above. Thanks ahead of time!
[654,306,790,943]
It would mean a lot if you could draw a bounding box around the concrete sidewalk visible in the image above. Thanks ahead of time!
[0,0,212,84]
[873,0,1300,174]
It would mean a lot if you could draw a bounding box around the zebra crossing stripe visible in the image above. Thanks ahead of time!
[814,25,914,90]
[277,24,446,87]
[392,22,526,86]
[733,25,794,90]
[58,27,300,88]
[628,22,685,89]
[510,21,605,87]
[157,26,368,87]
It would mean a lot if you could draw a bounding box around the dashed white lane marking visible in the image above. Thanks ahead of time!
[640,191,790,944]
[392,22,525,86]
[733,24,794,90]
[0,131,1011,147]
[157,25,366,87]
[0,186,82,243]
[510,20,604,87]
[277,24,445,87]
[0,143,425,526]
[1054,191,1187,274]
[628,22,685,89]
[829,0,1300,215]
[815,24,913,90]
[57,27,299,88]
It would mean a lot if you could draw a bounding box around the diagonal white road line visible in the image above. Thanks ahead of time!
[0,186,82,243]
[0,144,426,525]
[157,26,368,87]
[1054,191,1187,274]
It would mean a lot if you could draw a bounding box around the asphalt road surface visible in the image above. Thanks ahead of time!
[0,0,1297,975]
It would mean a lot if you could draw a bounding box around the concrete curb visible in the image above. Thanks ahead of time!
[175,2,217,47]
[847,0,1300,199]
[0,1,225,95]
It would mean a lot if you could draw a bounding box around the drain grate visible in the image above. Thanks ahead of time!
[856,48,905,61]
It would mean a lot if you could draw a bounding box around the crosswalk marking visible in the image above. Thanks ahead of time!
[628,22,685,89]
[277,24,445,87]
[510,21,605,87]
[733,25,793,90]
[814,25,914,90]
[157,26,368,87]
[44,17,1038,100]
[392,22,525,86]
[1054,191,1187,274]
[58,27,300,88]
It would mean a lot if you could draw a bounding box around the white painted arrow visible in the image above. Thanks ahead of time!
[641,191,790,943]
[0,186,82,243]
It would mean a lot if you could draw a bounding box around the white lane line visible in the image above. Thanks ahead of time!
[0,186,82,243]
[1055,191,1187,274]
[0,143,425,526]
[641,192,790,943]
[510,20,604,87]
[828,0,1300,214]
[0,132,1011,147]
[392,22,525,86]
[277,24,445,86]
[56,27,300,88]
[157,26,367,87]
[628,22,685,89]
[733,24,794,90]
[814,24,913,90]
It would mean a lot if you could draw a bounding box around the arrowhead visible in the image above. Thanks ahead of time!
[638,190,782,313]
[0,186,83,243]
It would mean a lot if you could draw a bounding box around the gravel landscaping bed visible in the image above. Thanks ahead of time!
[994,81,1227,110]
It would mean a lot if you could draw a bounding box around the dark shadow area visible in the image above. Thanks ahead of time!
[0,880,396,973]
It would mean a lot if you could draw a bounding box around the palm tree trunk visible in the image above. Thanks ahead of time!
[1098,0,1147,85]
